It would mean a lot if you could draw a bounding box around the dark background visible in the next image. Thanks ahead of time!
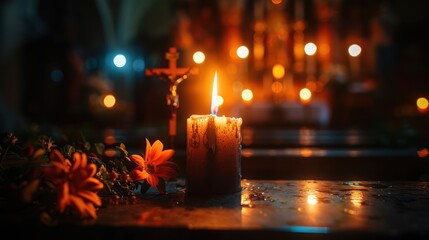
[1,0,429,148]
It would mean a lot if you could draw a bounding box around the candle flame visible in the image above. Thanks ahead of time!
[211,71,219,115]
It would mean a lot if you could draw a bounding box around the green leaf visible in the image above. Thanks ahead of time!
[92,143,105,156]
[117,143,129,159]
[83,141,91,151]
[62,145,75,159]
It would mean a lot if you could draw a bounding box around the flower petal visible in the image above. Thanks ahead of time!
[81,178,104,191]
[50,149,64,163]
[130,154,145,167]
[149,140,164,162]
[33,148,46,159]
[147,174,159,188]
[86,163,97,177]
[84,202,97,219]
[69,195,87,217]
[80,152,88,167]
[58,183,70,212]
[43,161,68,179]
[72,152,81,172]
[131,168,149,181]
[145,138,152,162]
[152,149,175,166]
[156,165,178,179]
[64,159,72,169]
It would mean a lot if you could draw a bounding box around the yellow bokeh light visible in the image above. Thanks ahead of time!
[417,97,429,112]
[241,89,253,102]
[272,64,285,79]
[237,45,249,59]
[348,44,362,57]
[304,42,317,56]
[103,94,116,108]
[193,51,205,64]
[299,88,312,103]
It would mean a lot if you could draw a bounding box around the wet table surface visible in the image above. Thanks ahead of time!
[4,179,429,239]
[63,179,429,239]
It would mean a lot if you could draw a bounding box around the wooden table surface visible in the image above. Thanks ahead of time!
[5,178,428,239]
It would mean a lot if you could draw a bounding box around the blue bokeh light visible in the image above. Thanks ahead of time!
[113,54,126,68]
[133,58,145,72]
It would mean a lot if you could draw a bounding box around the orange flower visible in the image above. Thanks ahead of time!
[43,149,72,186]
[43,151,104,219]
[130,139,176,188]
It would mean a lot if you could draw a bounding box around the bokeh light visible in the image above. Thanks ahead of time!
[103,94,116,108]
[417,97,429,112]
[348,44,362,57]
[216,95,224,107]
[304,42,317,56]
[272,64,285,79]
[193,51,205,64]
[237,46,249,59]
[113,54,126,68]
[271,81,283,94]
[241,89,253,102]
[299,88,312,103]
[133,58,145,72]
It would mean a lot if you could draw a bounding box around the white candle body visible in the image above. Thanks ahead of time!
[186,114,242,194]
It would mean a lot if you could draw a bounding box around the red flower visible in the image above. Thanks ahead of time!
[130,139,176,188]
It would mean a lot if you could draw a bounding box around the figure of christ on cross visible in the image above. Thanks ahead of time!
[145,47,198,148]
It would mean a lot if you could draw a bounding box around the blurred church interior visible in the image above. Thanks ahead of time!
[1,0,429,179]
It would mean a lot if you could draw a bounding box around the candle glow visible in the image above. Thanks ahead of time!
[211,72,219,115]
[186,71,243,195]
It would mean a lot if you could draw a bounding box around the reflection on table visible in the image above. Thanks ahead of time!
[95,179,429,239]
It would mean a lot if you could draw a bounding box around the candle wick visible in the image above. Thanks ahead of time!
[211,105,218,116]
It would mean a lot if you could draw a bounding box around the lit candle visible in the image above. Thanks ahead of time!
[186,71,243,195]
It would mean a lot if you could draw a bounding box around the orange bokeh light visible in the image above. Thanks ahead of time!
[103,94,116,108]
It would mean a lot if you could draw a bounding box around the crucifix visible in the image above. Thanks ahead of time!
[145,47,198,148]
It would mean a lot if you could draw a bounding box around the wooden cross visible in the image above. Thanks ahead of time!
[145,47,198,147]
